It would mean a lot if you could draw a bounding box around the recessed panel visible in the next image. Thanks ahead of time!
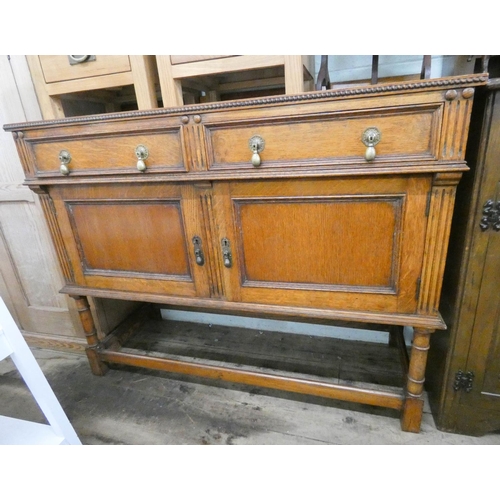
[235,196,402,292]
[67,200,191,279]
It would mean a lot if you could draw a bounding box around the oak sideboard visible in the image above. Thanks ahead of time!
[5,73,487,432]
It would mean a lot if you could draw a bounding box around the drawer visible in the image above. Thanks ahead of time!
[30,130,186,176]
[170,55,234,65]
[206,103,441,170]
[39,55,131,84]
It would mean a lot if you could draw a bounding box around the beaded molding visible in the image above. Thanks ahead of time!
[4,75,488,131]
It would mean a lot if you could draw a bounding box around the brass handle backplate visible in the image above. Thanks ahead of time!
[135,145,149,172]
[59,150,71,175]
[221,238,232,268]
[248,135,265,167]
[361,127,381,161]
[192,236,205,266]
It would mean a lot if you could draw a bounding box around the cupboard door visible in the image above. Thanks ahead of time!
[466,229,500,405]
[50,183,211,298]
[458,127,500,410]
[213,176,431,314]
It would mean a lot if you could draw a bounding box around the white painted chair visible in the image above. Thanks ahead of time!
[0,297,81,445]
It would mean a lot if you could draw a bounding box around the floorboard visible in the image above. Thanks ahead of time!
[2,340,500,445]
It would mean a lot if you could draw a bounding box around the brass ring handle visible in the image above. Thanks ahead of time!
[248,135,265,167]
[59,150,71,175]
[361,127,381,161]
[135,145,149,172]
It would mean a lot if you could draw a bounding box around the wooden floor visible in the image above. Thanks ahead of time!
[1,317,500,445]
[122,317,406,390]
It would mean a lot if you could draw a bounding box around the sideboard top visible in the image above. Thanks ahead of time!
[3,74,488,132]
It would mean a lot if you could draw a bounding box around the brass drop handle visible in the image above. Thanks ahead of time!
[221,238,232,268]
[59,150,71,175]
[361,127,381,162]
[135,145,149,172]
[248,135,265,167]
[192,236,205,266]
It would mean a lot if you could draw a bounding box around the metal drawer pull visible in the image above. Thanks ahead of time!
[248,135,265,167]
[221,238,232,268]
[59,150,71,175]
[362,127,381,161]
[68,55,95,65]
[192,236,205,266]
[135,145,149,172]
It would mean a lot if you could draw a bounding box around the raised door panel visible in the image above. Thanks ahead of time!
[456,217,500,411]
[479,273,500,399]
[68,201,189,277]
[50,183,211,298]
[214,176,431,314]
[459,94,500,409]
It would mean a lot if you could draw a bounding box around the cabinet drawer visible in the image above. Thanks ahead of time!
[206,104,441,170]
[30,130,186,176]
[39,55,131,83]
[170,55,234,65]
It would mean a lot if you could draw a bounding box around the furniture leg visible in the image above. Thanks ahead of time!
[388,324,400,347]
[69,295,108,376]
[401,327,432,432]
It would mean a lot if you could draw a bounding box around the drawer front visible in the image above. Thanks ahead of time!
[39,55,131,83]
[206,104,441,170]
[170,55,234,65]
[30,130,186,176]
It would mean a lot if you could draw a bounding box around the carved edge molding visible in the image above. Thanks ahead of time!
[34,189,75,283]
[440,92,474,161]
[199,191,225,299]
[11,131,35,177]
[4,75,489,131]
[181,120,209,172]
[417,173,461,315]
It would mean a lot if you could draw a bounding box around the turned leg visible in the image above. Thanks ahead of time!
[401,327,432,433]
[70,295,108,376]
